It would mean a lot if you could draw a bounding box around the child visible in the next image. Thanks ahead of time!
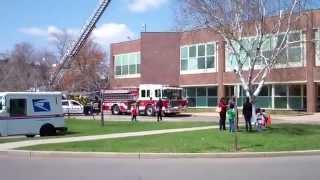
[255,108,264,132]
[261,109,269,128]
[227,104,236,132]
[131,104,138,122]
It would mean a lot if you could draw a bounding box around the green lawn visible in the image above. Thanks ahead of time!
[0,118,213,144]
[21,124,320,152]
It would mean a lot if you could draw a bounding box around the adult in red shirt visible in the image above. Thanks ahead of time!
[218,98,227,131]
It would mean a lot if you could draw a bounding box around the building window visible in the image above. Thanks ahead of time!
[288,85,303,110]
[255,85,272,108]
[226,32,303,71]
[180,42,216,74]
[316,30,320,66]
[274,85,287,109]
[183,87,218,107]
[114,52,140,78]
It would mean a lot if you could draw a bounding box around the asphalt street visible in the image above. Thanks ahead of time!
[1,155,319,180]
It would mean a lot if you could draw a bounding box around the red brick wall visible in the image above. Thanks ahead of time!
[140,32,181,86]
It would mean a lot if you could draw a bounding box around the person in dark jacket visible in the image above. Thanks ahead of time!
[218,98,227,131]
[156,98,163,122]
[242,97,253,131]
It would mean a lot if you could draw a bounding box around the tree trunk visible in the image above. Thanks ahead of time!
[251,96,257,126]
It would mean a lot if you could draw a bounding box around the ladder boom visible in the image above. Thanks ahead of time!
[50,0,111,88]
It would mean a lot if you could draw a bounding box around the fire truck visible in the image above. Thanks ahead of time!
[102,84,188,116]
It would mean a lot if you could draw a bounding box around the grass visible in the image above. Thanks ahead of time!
[64,118,214,136]
[21,124,320,152]
[0,118,214,144]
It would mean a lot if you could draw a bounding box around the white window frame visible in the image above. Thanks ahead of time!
[225,31,304,72]
[180,42,217,75]
[114,52,141,79]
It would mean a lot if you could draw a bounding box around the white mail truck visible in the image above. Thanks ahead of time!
[0,92,67,137]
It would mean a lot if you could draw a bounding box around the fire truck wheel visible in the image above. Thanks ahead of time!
[111,105,121,115]
[145,105,155,116]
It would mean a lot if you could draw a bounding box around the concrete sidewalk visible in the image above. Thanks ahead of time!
[0,126,218,150]
[74,112,320,124]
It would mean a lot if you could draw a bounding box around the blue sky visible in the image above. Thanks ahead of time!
[0,0,176,53]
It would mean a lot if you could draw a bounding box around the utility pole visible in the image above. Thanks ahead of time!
[234,85,240,151]
[100,90,105,126]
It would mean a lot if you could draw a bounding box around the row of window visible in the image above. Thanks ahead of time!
[180,43,216,73]
[192,84,306,110]
[237,84,306,110]
[227,32,303,71]
[114,30,320,78]
[183,87,218,107]
[114,53,141,76]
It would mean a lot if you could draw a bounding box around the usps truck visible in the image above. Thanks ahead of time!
[0,92,67,137]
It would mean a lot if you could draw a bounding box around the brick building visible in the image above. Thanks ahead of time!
[110,10,320,113]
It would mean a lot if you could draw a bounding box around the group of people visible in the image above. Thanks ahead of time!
[130,98,164,122]
[218,97,270,132]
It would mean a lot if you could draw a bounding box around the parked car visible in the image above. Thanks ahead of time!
[62,100,84,114]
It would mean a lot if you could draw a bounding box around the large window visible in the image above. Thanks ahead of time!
[180,42,216,73]
[233,84,305,110]
[226,32,303,71]
[114,52,140,77]
[183,87,218,107]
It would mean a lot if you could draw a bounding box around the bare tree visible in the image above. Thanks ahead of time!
[51,31,108,92]
[0,43,53,91]
[179,0,316,118]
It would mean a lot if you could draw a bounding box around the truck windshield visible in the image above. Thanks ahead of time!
[162,89,182,100]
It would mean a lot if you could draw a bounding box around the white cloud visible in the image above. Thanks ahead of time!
[19,26,77,40]
[19,23,135,49]
[92,23,135,47]
[128,0,168,13]
[19,27,48,37]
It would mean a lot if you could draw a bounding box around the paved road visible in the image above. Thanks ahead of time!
[1,155,319,180]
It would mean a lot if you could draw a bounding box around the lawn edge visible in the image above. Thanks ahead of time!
[1,149,320,159]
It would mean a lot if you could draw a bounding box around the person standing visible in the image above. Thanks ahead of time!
[242,97,253,131]
[218,98,227,131]
[156,98,163,122]
[228,96,239,130]
[131,104,138,122]
[227,104,236,132]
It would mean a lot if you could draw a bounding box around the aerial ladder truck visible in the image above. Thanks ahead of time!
[49,0,111,88]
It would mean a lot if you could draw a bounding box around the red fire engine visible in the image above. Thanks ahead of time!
[102,84,188,116]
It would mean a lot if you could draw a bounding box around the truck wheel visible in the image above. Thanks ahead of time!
[26,134,35,138]
[40,124,56,137]
[111,105,121,115]
[145,105,154,116]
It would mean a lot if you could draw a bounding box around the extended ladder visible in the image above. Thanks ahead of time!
[50,0,111,88]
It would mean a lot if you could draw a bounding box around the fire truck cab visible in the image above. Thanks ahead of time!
[102,84,187,116]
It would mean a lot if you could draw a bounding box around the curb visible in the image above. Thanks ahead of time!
[1,150,320,159]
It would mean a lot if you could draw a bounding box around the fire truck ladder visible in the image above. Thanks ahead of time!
[49,0,112,88]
